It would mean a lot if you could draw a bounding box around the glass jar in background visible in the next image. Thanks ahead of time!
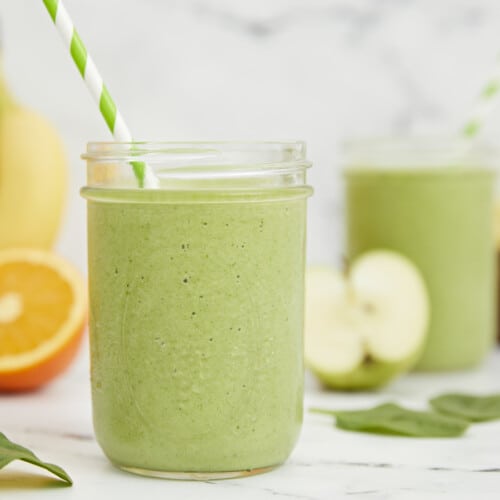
[343,138,496,371]
[495,194,500,343]
[81,142,312,479]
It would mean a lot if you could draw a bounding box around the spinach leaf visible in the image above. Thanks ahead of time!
[430,393,500,422]
[311,403,469,437]
[0,432,72,485]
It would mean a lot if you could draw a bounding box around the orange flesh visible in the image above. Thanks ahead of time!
[0,262,73,356]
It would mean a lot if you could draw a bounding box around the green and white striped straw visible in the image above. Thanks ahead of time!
[42,0,158,188]
[462,54,500,138]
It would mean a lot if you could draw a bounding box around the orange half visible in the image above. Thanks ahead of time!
[0,249,87,391]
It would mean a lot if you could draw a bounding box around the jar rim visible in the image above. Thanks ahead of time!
[82,141,311,190]
[342,135,498,169]
[82,140,307,162]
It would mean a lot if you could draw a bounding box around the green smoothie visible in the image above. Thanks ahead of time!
[81,185,310,476]
[345,159,495,370]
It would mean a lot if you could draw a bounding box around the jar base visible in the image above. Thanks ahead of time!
[117,464,279,481]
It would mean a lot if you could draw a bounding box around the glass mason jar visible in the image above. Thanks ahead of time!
[343,137,496,371]
[494,179,500,343]
[81,142,312,479]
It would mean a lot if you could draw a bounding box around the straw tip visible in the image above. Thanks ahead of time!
[463,122,480,137]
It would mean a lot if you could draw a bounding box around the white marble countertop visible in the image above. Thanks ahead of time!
[2,346,500,500]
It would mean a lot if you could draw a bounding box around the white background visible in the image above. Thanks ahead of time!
[3,0,500,271]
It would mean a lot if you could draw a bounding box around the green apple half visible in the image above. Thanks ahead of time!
[305,250,430,390]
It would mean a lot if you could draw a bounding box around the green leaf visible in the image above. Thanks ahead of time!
[0,432,72,485]
[430,393,500,422]
[311,403,469,438]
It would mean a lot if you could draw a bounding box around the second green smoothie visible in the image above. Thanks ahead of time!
[345,140,496,371]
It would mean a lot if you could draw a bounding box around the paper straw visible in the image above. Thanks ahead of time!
[462,54,500,138]
[42,0,158,188]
